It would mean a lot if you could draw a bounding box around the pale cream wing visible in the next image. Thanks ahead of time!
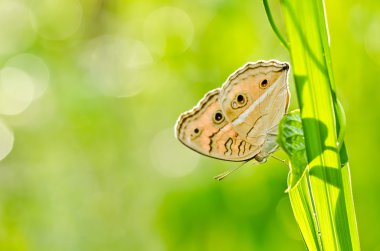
[175,89,261,161]
[219,60,290,161]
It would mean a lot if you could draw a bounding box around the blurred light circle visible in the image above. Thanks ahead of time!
[365,14,380,64]
[0,0,36,56]
[143,7,194,56]
[80,35,153,97]
[31,0,82,40]
[150,128,200,178]
[349,5,369,43]
[6,54,50,99]
[0,67,35,115]
[0,121,14,161]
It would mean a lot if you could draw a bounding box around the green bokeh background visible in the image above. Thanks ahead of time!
[0,0,378,250]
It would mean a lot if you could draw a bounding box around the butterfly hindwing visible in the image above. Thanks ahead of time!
[175,89,261,161]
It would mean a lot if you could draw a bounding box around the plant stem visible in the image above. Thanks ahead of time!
[262,0,289,50]
[266,0,361,249]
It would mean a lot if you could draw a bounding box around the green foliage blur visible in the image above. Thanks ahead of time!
[0,0,378,250]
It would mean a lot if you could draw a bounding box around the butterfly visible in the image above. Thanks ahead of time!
[175,60,290,178]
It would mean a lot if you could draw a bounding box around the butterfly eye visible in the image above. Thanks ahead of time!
[231,93,248,109]
[260,79,268,88]
[190,127,201,139]
[237,94,245,104]
[213,111,225,124]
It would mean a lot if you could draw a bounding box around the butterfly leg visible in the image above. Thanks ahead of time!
[213,165,243,181]
[270,155,289,168]
[213,160,258,181]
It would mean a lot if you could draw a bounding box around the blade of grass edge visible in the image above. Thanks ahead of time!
[315,2,360,246]
[288,168,322,251]
[280,0,360,250]
[282,0,340,248]
[314,0,360,249]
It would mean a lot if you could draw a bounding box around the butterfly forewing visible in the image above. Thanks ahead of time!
[220,60,290,161]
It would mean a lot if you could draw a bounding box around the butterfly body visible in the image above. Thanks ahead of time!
[175,60,290,163]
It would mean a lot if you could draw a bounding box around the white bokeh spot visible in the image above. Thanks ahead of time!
[0,67,35,115]
[143,6,194,56]
[6,54,50,99]
[31,0,82,40]
[0,0,36,56]
[366,14,380,53]
[80,35,153,97]
[0,121,14,161]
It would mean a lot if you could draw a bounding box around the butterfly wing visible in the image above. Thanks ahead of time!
[175,89,261,161]
[219,60,290,161]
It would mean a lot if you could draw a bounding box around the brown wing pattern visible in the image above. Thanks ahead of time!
[175,89,261,161]
[175,60,290,162]
[219,60,290,162]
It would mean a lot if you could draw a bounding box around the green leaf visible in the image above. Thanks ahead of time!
[277,110,307,187]
[278,110,322,249]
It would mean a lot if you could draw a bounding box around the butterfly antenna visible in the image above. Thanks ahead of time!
[270,155,289,167]
[213,160,257,181]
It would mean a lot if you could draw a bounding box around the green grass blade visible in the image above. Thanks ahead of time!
[262,0,289,50]
[288,170,322,251]
[271,0,361,250]
[341,162,361,250]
